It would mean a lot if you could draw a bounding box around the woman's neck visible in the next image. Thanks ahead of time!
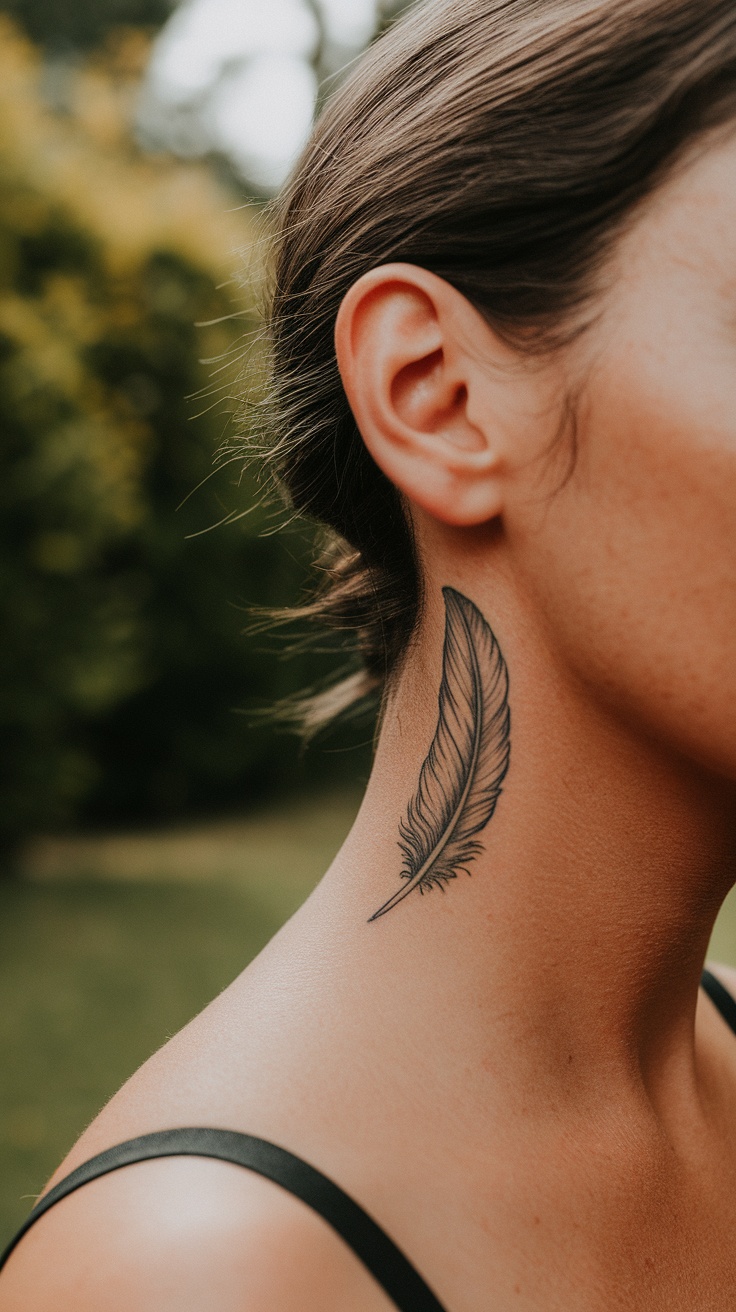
[313,574,736,1136]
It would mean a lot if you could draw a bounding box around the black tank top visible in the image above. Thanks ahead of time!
[1,967,735,1311]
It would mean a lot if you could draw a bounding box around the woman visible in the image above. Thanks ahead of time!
[3,0,736,1307]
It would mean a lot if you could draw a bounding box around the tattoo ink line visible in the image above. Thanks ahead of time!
[369,587,511,922]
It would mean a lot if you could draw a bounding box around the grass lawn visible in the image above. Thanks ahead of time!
[2,783,736,1250]
[0,786,362,1248]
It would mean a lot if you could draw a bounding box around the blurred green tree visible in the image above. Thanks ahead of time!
[0,22,361,858]
[0,0,173,52]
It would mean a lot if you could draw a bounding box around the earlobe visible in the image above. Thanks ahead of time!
[334,263,505,528]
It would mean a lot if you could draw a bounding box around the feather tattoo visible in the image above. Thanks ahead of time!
[369,588,510,922]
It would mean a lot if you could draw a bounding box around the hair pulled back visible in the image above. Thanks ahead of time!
[254,0,736,728]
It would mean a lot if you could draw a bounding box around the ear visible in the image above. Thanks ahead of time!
[334,263,516,527]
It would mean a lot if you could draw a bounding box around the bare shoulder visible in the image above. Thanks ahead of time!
[0,1156,392,1312]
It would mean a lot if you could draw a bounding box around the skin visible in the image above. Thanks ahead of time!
[4,134,736,1311]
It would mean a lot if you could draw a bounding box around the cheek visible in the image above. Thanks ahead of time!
[511,347,736,778]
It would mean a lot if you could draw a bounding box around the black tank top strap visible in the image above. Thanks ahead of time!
[0,1127,447,1312]
[701,967,736,1035]
[4,972,733,1305]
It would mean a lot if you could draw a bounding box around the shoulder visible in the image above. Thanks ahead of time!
[0,1154,389,1312]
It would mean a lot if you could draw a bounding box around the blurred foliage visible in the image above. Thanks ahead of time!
[0,21,366,855]
[0,0,421,62]
[0,0,174,52]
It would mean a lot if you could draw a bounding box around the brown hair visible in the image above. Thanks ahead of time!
[249,0,736,728]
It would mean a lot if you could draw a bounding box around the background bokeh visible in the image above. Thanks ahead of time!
[0,1,415,855]
[1,0,736,1251]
